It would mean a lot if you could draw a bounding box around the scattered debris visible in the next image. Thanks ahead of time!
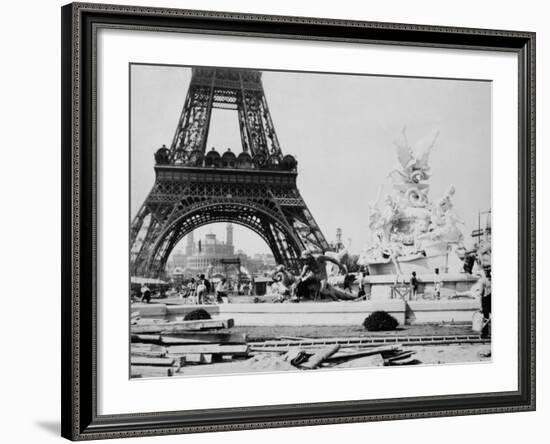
[300,345,341,369]
[128,317,461,377]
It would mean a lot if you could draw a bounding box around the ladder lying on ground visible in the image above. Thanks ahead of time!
[249,334,489,351]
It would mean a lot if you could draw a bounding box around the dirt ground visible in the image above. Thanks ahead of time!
[409,344,491,365]
[227,323,478,341]
[174,344,492,377]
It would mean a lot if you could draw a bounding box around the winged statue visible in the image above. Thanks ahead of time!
[390,127,440,184]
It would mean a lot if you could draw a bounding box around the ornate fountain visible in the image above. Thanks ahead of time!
[359,128,467,276]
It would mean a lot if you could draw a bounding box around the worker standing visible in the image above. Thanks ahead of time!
[479,267,492,339]
[433,268,442,300]
[215,278,228,304]
[410,271,418,300]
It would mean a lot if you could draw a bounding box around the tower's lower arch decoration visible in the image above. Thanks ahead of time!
[131,167,329,277]
[133,199,304,277]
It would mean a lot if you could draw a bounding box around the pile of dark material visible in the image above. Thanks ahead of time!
[183,308,212,321]
[363,311,399,331]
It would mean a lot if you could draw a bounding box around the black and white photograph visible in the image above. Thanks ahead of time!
[0,0,544,442]
[129,64,493,378]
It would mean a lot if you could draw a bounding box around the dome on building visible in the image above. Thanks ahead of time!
[237,152,253,169]
[205,148,221,167]
[221,149,237,168]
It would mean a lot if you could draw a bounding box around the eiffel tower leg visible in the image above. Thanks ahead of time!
[258,220,281,264]
[131,202,175,277]
[272,225,299,267]
[130,204,150,246]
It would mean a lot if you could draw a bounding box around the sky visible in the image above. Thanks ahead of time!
[131,65,491,256]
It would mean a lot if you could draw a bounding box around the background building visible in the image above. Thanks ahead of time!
[167,224,276,281]
[186,224,235,273]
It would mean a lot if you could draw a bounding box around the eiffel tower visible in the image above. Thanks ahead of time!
[131,67,329,277]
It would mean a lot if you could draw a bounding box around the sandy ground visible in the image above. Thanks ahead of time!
[173,344,491,377]
[409,344,491,365]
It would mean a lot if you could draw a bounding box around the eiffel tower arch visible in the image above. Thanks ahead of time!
[131,67,329,278]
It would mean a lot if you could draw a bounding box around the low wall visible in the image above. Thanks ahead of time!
[363,272,479,300]
[217,301,406,326]
[405,300,480,324]
[133,299,480,326]
[132,303,220,321]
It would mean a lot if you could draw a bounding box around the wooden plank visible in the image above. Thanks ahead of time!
[131,343,166,351]
[249,345,327,353]
[385,350,416,363]
[300,345,340,369]
[161,332,247,344]
[131,332,247,345]
[385,356,420,366]
[130,356,175,367]
[166,344,249,356]
[133,318,169,325]
[326,345,401,362]
[130,365,177,378]
[131,334,208,345]
[131,334,163,344]
[131,318,234,334]
[130,348,167,358]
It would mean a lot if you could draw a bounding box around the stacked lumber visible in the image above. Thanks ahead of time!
[131,316,242,378]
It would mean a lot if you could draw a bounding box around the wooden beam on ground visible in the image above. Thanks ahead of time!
[130,332,247,345]
[131,318,234,334]
[385,356,421,366]
[300,345,340,369]
[130,365,177,378]
[384,350,416,363]
[161,332,247,344]
[326,344,401,362]
[130,356,176,367]
[131,334,209,345]
[130,348,167,358]
[166,344,248,356]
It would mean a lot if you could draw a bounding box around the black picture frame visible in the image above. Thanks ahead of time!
[61,2,536,440]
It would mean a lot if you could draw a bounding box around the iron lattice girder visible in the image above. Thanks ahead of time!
[170,67,282,162]
[131,167,330,277]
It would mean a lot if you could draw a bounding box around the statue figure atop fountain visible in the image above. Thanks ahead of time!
[359,128,466,275]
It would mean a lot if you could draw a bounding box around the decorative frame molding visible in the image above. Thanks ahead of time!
[61,2,535,440]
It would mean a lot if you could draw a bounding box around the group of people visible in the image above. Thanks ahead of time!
[404,269,440,301]
[135,275,233,305]
[407,266,492,337]
[177,274,229,304]
[269,250,353,302]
